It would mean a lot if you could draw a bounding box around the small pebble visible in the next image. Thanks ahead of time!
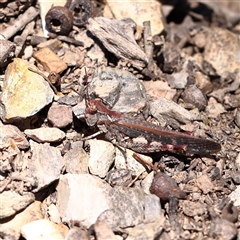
[47,103,73,128]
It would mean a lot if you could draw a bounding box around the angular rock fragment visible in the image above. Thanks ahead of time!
[0,124,29,149]
[56,174,112,228]
[33,47,67,73]
[28,141,65,192]
[87,18,148,69]
[0,191,35,219]
[0,58,54,123]
[150,97,197,128]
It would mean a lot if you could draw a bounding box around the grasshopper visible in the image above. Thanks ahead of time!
[82,69,221,155]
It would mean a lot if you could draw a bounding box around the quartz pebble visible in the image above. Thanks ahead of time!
[89,139,115,178]
[21,219,65,240]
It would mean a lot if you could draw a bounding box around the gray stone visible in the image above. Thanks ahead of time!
[98,186,161,229]
[150,97,197,128]
[56,174,112,228]
[28,141,65,192]
[63,143,89,174]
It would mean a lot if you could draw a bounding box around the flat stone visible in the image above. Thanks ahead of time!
[204,27,240,76]
[104,0,164,36]
[33,47,67,73]
[62,49,83,67]
[24,127,65,143]
[47,103,73,128]
[88,139,115,178]
[166,71,188,89]
[28,141,65,192]
[98,186,161,229]
[56,174,112,228]
[21,219,65,240]
[0,58,54,123]
[0,124,29,149]
[0,191,35,219]
[73,68,148,122]
[87,18,148,69]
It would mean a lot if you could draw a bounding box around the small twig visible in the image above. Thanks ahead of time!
[133,153,159,172]
[15,21,35,57]
[143,21,154,72]
[81,130,104,141]
[1,6,39,40]
[57,36,84,47]
[127,172,142,187]
[28,67,58,94]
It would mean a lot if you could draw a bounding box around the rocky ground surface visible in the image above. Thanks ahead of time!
[0,0,240,239]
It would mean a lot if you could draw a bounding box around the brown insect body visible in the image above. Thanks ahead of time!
[83,71,221,155]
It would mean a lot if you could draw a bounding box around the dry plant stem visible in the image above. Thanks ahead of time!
[57,36,84,47]
[133,153,159,172]
[127,172,143,187]
[28,67,58,94]
[143,21,154,72]
[15,21,35,57]
[169,196,179,226]
[1,7,39,40]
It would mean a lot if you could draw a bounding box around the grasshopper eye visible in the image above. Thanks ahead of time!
[88,101,98,113]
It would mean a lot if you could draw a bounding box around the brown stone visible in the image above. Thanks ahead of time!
[47,103,73,128]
